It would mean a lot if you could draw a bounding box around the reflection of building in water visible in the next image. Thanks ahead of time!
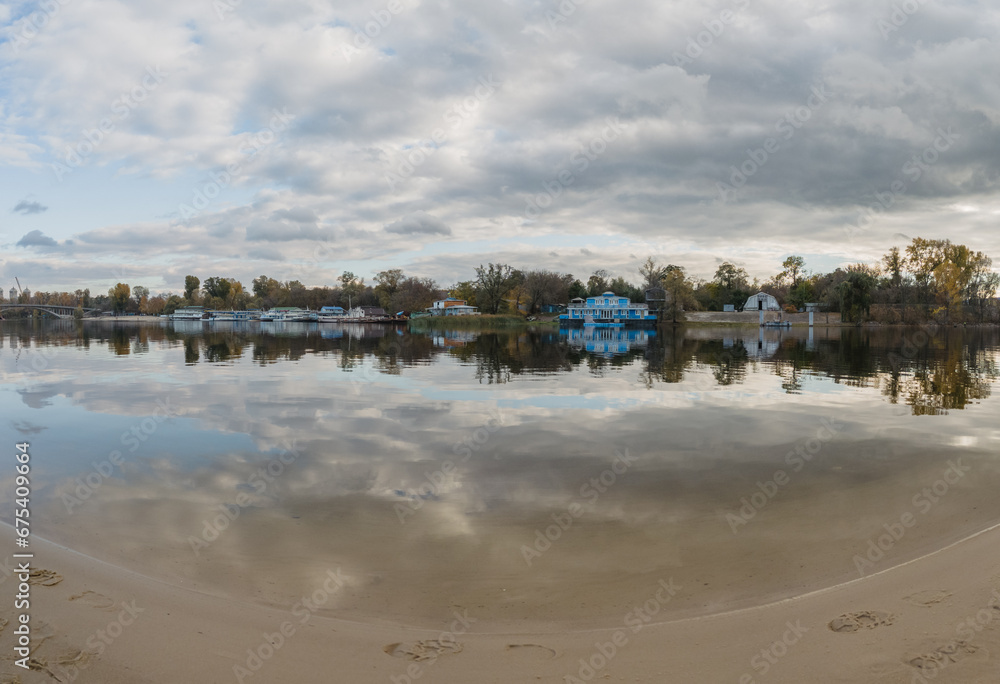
[320,323,391,340]
[561,327,653,357]
[432,331,479,348]
[723,330,782,359]
[166,319,210,335]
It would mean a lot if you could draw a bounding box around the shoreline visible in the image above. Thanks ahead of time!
[4,315,994,330]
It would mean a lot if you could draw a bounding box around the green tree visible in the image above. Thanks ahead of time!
[338,272,365,307]
[708,262,751,310]
[286,280,308,307]
[449,281,478,307]
[374,269,404,310]
[905,238,949,312]
[837,267,877,323]
[252,276,282,307]
[252,275,278,298]
[881,247,904,288]
[163,294,186,315]
[606,276,641,300]
[781,256,805,286]
[714,262,749,290]
[586,269,610,296]
[202,277,232,302]
[184,275,200,302]
[787,279,815,311]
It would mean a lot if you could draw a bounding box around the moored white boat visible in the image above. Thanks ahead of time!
[209,310,260,322]
[260,307,316,322]
[318,306,347,323]
[170,306,208,321]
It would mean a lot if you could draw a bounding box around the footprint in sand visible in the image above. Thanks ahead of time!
[0,617,8,635]
[28,569,63,586]
[69,590,116,610]
[26,657,57,678]
[34,621,56,641]
[383,640,463,662]
[505,643,558,660]
[908,639,978,670]
[18,620,57,653]
[828,611,895,633]
[54,649,91,668]
[904,590,953,607]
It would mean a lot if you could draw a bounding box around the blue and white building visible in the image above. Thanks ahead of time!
[559,292,656,328]
[319,306,347,321]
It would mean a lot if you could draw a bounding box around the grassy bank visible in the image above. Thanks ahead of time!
[407,314,558,331]
[674,320,856,328]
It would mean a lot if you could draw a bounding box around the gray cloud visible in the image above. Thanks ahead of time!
[12,200,47,215]
[384,212,452,236]
[247,248,286,261]
[244,210,334,242]
[16,230,58,248]
[3,0,1000,291]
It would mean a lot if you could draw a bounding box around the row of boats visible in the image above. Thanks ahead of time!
[164,306,399,323]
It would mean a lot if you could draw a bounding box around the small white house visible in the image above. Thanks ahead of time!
[743,292,781,312]
[442,305,479,316]
[429,298,479,316]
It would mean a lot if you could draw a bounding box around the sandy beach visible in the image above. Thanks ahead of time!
[3,519,999,684]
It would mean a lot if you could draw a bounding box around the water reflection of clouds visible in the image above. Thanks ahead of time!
[3,323,1000,625]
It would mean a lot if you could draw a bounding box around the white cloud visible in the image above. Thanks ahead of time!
[2,0,1000,292]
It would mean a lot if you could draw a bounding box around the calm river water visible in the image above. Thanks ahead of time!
[2,320,998,629]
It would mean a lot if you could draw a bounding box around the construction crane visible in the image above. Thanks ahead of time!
[15,277,23,294]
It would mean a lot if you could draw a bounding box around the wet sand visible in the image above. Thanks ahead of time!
[3,521,999,683]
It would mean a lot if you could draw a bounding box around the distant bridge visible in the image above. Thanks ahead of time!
[0,304,100,319]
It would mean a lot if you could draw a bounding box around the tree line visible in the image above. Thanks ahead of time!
[4,236,997,324]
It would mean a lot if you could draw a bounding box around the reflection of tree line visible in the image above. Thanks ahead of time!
[878,333,996,415]
[2,320,95,351]
[660,328,998,415]
[447,332,576,383]
[8,323,999,413]
[178,329,438,368]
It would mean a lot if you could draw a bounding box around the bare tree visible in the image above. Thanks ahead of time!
[474,263,516,314]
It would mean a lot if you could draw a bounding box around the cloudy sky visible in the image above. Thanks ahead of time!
[2,0,999,294]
